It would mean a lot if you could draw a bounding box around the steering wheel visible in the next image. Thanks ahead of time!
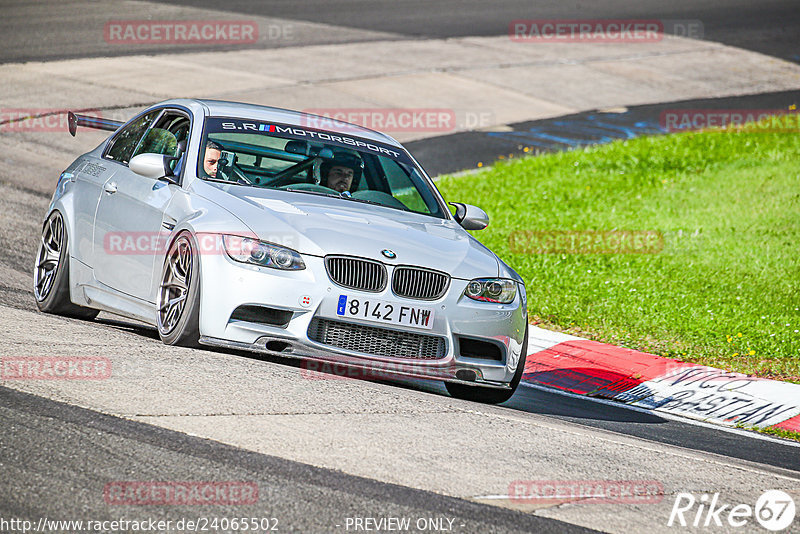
[218,161,257,185]
[269,157,320,188]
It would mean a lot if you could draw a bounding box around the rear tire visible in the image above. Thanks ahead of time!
[156,232,201,347]
[445,325,528,404]
[33,211,99,320]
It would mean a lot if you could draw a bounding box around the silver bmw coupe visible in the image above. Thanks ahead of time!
[34,99,528,403]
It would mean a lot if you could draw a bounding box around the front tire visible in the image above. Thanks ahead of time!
[33,211,98,320]
[445,325,528,404]
[156,232,201,347]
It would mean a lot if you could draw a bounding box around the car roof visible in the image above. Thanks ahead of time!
[154,98,403,148]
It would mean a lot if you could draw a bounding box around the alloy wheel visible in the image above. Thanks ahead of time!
[34,212,64,302]
[157,235,193,335]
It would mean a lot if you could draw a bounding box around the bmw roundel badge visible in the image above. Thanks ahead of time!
[381,249,396,259]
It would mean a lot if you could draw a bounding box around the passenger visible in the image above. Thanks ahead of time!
[203,141,223,178]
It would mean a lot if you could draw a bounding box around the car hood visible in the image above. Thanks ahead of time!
[194,181,500,279]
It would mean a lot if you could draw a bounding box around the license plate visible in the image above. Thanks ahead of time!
[336,295,434,330]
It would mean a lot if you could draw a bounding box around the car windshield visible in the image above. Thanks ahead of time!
[198,117,446,218]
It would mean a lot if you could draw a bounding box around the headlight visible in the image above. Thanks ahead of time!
[222,235,305,270]
[464,278,517,304]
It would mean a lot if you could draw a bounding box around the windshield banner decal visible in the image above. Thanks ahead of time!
[207,117,406,161]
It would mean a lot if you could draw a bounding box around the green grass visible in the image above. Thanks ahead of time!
[436,127,800,381]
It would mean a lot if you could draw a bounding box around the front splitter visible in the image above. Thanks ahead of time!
[199,334,510,390]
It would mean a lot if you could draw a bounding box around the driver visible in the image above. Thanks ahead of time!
[203,140,223,178]
[320,152,362,193]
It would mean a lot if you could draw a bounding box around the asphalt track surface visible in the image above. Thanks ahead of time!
[161,0,800,60]
[2,2,800,533]
[0,386,593,533]
[420,380,800,473]
[408,89,800,176]
[2,0,798,63]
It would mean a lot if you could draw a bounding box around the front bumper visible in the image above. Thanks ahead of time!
[197,252,527,387]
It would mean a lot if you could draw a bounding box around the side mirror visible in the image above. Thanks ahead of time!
[449,202,489,231]
[129,153,177,184]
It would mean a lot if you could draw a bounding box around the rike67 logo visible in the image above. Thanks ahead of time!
[669,490,796,531]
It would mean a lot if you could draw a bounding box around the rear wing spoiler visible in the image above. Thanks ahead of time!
[68,111,123,137]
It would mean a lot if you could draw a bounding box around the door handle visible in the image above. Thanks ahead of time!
[103,182,118,194]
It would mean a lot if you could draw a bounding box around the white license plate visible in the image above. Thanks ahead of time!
[335,295,434,330]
